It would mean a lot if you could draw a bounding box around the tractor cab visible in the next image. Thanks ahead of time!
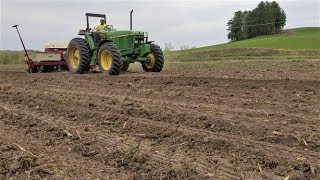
[79,13,148,47]
[78,13,111,35]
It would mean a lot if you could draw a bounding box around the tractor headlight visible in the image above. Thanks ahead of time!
[135,40,144,44]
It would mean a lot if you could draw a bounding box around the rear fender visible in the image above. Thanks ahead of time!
[98,40,113,49]
[85,34,95,50]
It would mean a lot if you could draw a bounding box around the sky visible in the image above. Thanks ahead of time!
[0,0,319,50]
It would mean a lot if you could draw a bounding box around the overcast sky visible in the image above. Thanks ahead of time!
[1,0,319,50]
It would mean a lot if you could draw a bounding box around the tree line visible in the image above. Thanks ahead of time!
[227,1,286,42]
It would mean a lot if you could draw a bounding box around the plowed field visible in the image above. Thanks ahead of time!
[1,60,320,180]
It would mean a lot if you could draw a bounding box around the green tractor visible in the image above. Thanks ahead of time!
[67,11,164,75]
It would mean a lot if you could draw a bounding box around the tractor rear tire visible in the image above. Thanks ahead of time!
[98,42,122,75]
[121,62,130,72]
[142,43,164,72]
[67,38,92,73]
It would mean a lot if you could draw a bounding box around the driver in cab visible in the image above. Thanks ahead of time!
[97,18,110,33]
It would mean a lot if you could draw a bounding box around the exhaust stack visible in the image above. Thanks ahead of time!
[130,10,133,30]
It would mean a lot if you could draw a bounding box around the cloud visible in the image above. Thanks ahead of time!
[1,0,319,50]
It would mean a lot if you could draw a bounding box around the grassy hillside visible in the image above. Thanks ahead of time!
[166,27,320,62]
[202,27,320,50]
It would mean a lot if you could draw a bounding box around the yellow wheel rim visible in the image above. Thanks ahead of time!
[146,53,156,69]
[100,50,112,71]
[69,47,80,69]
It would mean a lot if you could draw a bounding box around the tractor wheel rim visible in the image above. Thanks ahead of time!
[69,48,80,69]
[100,50,112,70]
[146,53,156,69]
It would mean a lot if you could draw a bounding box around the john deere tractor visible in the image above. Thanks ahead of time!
[67,11,164,75]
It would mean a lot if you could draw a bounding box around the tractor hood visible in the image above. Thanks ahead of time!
[108,30,145,38]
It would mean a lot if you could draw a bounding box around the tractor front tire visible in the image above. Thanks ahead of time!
[67,38,92,73]
[98,42,122,75]
[142,44,164,72]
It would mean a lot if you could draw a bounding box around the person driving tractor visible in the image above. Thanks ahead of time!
[97,18,110,33]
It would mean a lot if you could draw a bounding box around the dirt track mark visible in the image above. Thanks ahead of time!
[1,87,319,179]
